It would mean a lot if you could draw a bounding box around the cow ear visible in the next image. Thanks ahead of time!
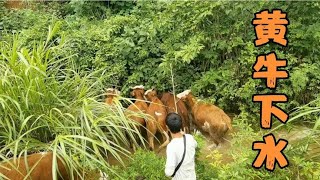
[131,91,135,97]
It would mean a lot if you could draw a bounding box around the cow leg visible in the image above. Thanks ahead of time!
[187,118,191,133]
[148,135,155,151]
[128,125,138,151]
[185,119,190,134]
[185,126,190,134]
[157,131,170,153]
[146,120,156,151]
[136,125,142,150]
[132,130,138,152]
[209,128,220,148]
[161,132,167,142]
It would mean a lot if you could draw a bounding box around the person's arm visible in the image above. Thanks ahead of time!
[165,145,177,177]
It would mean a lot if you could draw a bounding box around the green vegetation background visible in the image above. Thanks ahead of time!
[0,1,319,179]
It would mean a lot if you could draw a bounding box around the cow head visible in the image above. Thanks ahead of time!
[105,86,120,97]
[177,90,192,101]
[130,85,145,98]
[144,87,157,101]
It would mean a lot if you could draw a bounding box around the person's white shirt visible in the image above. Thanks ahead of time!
[165,134,197,180]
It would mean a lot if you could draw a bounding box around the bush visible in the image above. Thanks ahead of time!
[201,119,320,180]
[107,149,168,180]
[2,2,320,122]
[0,23,144,179]
[107,133,222,180]
[1,2,320,179]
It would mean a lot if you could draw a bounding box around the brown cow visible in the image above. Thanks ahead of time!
[104,87,120,105]
[160,92,190,133]
[144,88,169,152]
[125,85,149,151]
[0,152,75,180]
[177,90,232,146]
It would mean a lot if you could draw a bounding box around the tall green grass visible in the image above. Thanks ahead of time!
[271,98,320,162]
[0,23,145,179]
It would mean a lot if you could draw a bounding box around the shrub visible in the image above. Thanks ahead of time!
[0,23,144,179]
[107,149,168,180]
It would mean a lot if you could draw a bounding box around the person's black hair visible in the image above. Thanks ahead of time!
[166,112,182,133]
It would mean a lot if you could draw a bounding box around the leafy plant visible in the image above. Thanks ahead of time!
[0,23,144,179]
[1,1,320,179]
[107,149,168,180]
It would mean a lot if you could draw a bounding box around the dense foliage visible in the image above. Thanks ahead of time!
[108,121,320,179]
[2,1,320,120]
[1,1,320,179]
[0,21,144,180]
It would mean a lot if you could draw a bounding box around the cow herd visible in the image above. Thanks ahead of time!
[105,85,233,152]
[0,85,233,180]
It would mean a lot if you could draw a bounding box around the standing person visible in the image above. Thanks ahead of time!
[165,113,197,180]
